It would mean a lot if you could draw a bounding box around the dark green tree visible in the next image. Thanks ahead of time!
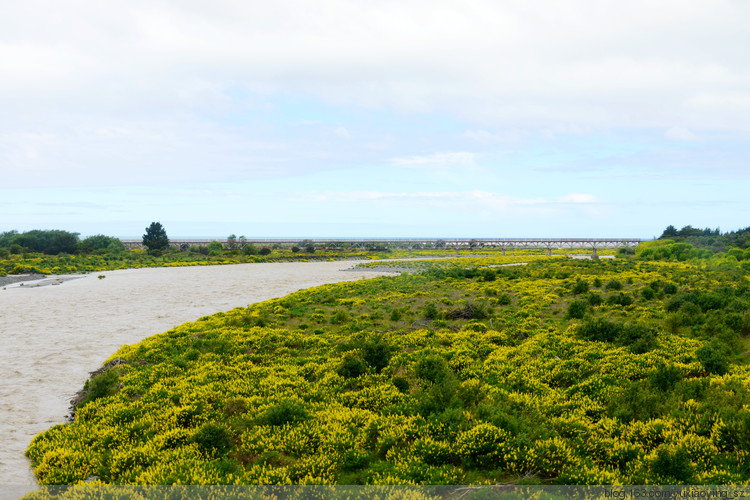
[13,229,79,254]
[660,225,678,239]
[142,222,169,252]
[0,230,19,248]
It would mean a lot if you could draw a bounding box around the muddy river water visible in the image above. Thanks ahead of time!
[0,261,390,494]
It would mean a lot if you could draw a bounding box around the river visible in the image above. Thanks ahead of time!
[0,261,390,495]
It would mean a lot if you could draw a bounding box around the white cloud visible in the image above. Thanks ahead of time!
[462,130,522,143]
[0,117,290,188]
[304,190,601,215]
[2,1,749,131]
[558,193,599,204]
[665,127,697,141]
[332,126,351,139]
[0,42,95,91]
[389,152,477,169]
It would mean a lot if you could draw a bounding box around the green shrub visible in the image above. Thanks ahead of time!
[577,318,623,343]
[650,363,682,391]
[392,377,410,394]
[414,354,453,384]
[572,279,589,295]
[79,369,120,408]
[259,247,271,255]
[261,399,308,426]
[566,300,587,319]
[361,336,393,373]
[184,348,200,361]
[609,381,665,422]
[696,340,731,375]
[606,292,633,307]
[651,446,693,484]
[416,376,459,415]
[497,293,512,306]
[723,312,746,335]
[618,323,657,354]
[578,319,656,352]
[605,279,623,291]
[192,423,232,456]
[479,269,496,282]
[587,293,603,306]
[424,303,438,320]
[337,352,367,378]
[340,449,371,472]
[331,309,349,325]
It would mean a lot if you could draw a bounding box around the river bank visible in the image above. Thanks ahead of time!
[0,274,46,287]
[0,260,392,494]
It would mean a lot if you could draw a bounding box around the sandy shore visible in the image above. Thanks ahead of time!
[0,261,394,492]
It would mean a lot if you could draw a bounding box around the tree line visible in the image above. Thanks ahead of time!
[0,222,170,256]
[0,229,124,256]
[659,224,750,251]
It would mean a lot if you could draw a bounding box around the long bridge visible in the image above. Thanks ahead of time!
[121,238,640,257]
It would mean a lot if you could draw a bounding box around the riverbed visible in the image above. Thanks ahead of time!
[0,261,392,494]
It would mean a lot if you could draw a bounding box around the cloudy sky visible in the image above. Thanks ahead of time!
[2,1,749,238]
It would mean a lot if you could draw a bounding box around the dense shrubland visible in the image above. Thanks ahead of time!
[26,255,750,485]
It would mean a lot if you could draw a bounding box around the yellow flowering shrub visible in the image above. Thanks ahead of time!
[25,256,750,485]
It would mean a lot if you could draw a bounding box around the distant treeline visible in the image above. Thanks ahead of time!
[659,225,750,250]
[633,225,750,263]
[0,230,124,256]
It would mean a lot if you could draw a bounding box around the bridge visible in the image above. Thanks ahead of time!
[121,238,640,257]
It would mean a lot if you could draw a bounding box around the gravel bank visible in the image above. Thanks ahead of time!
[0,274,88,288]
[343,265,416,274]
[0,274,46,287]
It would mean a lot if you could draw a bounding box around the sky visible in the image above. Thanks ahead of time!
[1,1,749,239]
